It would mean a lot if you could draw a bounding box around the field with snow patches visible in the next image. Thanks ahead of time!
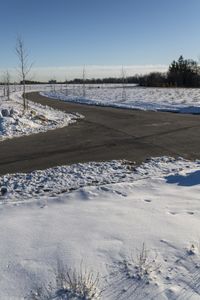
[0,157,200,299]
[1,85,200,299]
[42,85,200,114]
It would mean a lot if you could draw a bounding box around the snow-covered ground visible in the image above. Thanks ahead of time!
[42,85,200,114]
[0,157,200,299]
[0,91,82,141]
[1,85,200,299]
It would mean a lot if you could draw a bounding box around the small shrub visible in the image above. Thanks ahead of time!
[110,243,160,287]
[28,262,102,300]
[121,243,159,282]
[55,263,102,299]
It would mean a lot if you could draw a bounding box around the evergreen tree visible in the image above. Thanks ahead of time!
[168,55,200,87]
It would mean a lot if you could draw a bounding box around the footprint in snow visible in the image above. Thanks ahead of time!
[40,204,47,208]
[99,186,110,192]
[98,187,127,197]
[144,199,152,203]
[114,190,127,197]
[169,211,178,215]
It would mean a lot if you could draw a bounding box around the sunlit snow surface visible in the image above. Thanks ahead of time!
[42,85,200,114]
[0,157,200,299]
[1,85,200,299]
[1,156,200,202]
[0,90,82,141]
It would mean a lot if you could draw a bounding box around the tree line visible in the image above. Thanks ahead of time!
[2,47,200,113]
[138,56,200,88]
[47,56,200,87]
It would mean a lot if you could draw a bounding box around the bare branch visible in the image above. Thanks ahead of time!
[15,36,33,111]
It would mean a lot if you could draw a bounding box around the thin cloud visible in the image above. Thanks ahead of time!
[0,65,168,81]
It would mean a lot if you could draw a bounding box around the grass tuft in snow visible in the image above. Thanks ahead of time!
[124,243,160,282]
[107,244,160,299]
[55,263,102,299]
[29,262,102,300]
[29,286,52,300]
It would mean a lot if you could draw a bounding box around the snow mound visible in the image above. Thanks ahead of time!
[1,156,200,203]
[0,92,83,141]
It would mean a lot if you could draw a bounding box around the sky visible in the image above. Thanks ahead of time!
[0,0,200,81]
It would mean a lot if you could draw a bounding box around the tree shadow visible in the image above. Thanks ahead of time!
[165,170,200,186]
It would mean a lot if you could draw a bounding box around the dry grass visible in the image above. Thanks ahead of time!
[29,261,102,300]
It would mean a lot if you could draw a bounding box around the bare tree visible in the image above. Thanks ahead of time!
[65,78,68,96]
[2,77,6,97]
[15,37,32,111]
[121,66,127,102]
[5,71,11,100]
[82,65,86,98]
[2,71,11,100]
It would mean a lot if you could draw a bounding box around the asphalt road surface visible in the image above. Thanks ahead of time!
[1,91,200,175]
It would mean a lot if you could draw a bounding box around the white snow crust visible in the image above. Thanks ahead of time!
[0,157,200,299]
[0,90,82,141]
[42,85,200,114]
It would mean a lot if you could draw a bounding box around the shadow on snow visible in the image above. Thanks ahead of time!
[165,170,200,186]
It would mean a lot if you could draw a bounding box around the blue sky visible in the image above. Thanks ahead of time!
[0,0,200,80]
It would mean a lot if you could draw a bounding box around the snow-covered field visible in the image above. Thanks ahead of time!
[42,85,200,114]
[0,90,82,141]
[0,157,200,299]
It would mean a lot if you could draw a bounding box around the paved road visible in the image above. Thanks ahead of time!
[1,92,200,175]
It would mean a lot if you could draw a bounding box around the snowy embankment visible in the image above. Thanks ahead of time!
[41,86,200,114]
[0,91,82,141]
[0,156,199,201]
[0,157,200,299]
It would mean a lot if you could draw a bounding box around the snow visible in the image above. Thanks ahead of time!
[1,84,200,298]
[41,85,200,114]
[0,156,199,202]
[0,157,200,299]
[0,91,82,141]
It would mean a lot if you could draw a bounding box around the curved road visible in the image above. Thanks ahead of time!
[1,91,200,175]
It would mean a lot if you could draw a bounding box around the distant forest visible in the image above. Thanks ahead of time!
[13,56,200,88]
[138,56,200,88]
[56,56,200,88]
